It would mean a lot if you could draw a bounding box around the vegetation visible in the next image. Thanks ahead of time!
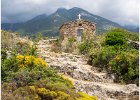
[78,40,94,54]
[81,28,139,85]
[2,54,97,99]
[34,32,43,42]
[2,28,139,100]
[78,35,102,55]
[51,38,62,53]
[2,30,97,100]
[1,30,17,50]
[105,29,127,48]
[106,28,139,41]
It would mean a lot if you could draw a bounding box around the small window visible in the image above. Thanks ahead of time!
[79,24,82,26]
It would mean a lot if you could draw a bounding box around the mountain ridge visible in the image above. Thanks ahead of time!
[2,7,137,36]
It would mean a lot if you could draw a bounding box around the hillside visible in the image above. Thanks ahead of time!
[2,7,123,36]
[37,39,139,100]
[123,25,139,33]
[1,30,98,100]
[1,29,139,100]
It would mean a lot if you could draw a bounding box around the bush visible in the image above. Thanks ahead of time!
[108,28,139,41]
[1,48,7,61]
[16,55,48,69]
[2,56,18,82]
[1,30,37,56]
[2,55,48,82]
[89,46,117,69]
[51,38,62,53]
[2,31,98,100]
[109,49,139,85]
[1,30,17,50]
[105,29,127,49]
[2,63,97,100]
[88,28,139,85]
[76,92,98,100]
[63,37,77,53]
[125,32,139,41]
[90,46,139,85]
[78,40,93,54]
[15,42,38,56]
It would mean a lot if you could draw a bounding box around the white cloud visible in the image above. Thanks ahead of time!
[1,0,139,25]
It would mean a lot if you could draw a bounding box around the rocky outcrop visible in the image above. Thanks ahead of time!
[74,80,139,100]
[128,40,139,50]
[37,40,139,100]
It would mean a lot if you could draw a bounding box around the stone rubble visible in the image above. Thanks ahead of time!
[37,40,139,100]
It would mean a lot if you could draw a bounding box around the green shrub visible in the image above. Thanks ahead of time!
[1,30,37,56]
[78,40,93,54]
[2,55,48,82]
[51,38,62,53]
[108,28,139,41]
[65,37,77,53]
[1,48,7,60]
[105,29,127,48]
[68,37,76,44]
[15,42,38,56]
[109,49,139,85]
[13,86,41,100]
[89,29,139,85]
[90,46,139,85]
[2,56,18,82]
[90,46,117,69]
[1,30,17,50]
[125,32,139,41]
[57,91,73,100]
[2,31,98,100]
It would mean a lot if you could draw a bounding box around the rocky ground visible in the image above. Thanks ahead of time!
[37,40,139,100]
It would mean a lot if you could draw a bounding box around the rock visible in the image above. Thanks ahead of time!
[37,40,139,100]
[128,40,139,49]
[73,80,139,100]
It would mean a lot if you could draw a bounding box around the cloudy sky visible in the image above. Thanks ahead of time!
[2,0,139,26]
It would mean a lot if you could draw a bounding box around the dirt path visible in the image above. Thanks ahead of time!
[37,40,139,100]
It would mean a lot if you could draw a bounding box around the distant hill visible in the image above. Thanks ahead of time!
[2,7,134,36]
[123,25,139,33]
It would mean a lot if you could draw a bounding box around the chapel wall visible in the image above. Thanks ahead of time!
[59,19,96,42]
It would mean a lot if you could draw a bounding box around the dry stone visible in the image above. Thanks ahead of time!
[59,19,96,42]
[37,40,139,100]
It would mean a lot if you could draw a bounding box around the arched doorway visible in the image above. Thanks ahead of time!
[77,28,84,42]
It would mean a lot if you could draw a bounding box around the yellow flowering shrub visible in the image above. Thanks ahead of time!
[61,74,74,87]
[114,55,120,61]
[29,86,36,92]
[37,88,58,99]
[48,91,57,98]
[34,86,98,100]
[109,50,139,85]
[37,88,49,95]
[57,91,71,100]
[33,57,47,67]
[16,55,48,68]
[76,92,98,100]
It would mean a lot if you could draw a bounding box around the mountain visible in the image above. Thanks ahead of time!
[123,25,139,33]
[2,7,124,36]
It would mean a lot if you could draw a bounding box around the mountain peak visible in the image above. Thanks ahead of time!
[69,7,86,12]
[32,14,47,20]
[56,8,67,12]
[70,7,82,10]
[2,7,126,35]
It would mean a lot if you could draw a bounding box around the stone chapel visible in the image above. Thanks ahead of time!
[59,14,96,42]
